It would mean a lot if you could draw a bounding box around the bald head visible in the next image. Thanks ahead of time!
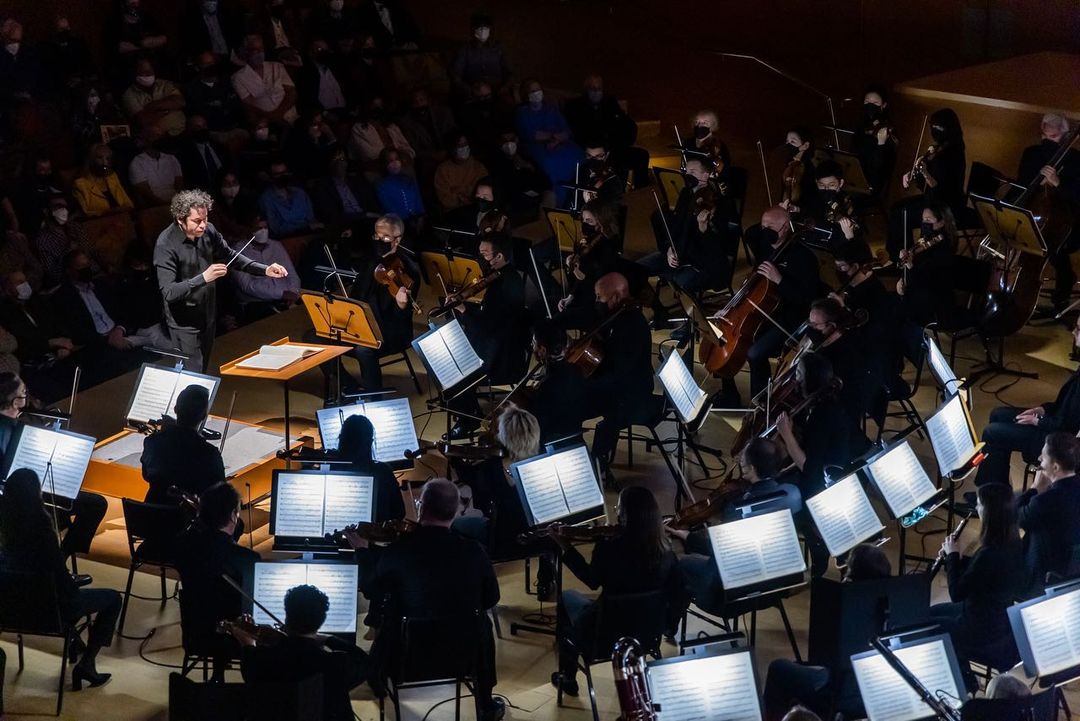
[418,478,460,526]
[762,206,792,244]
[595,272,630,309]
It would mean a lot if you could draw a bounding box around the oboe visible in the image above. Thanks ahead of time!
[927,514,971,580]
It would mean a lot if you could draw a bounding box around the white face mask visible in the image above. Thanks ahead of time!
[252,228,270,244]
[52,208,69,225]
[221,184,240,199]
[4,42,19,55]
[528,90,543,106]
[474,27,490,42]
[255,127,270,141]
[15,282,31,301]
[329,0,344,10]
[136,74,156,88]
[501,141,517,156]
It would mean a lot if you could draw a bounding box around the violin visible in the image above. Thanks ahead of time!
[437,270,501,310]
[730,377,842,457]
[781,144,807,206]
[909,143,940,185]
[373,254,423,315]
[325,518,418,546]
[436,439,506,461]
[517,523,622,544]
[824,195,860,234]
[565,302,636,377]
[667,474,752,530]
[217,617,288,646]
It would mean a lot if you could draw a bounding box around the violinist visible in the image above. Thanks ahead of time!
[445,233,531,440]
[549,486,682,697]
[582,272,655,485]
[897,203,963,332]
[345,214,420,393]
[578,140,626,205]
[528,320,587,443]
[831,239,902,362]
[443,177,508,253]
[887,108,967,262]
[174,481,259,680]
[687,110,730,173]
[650,157,732,260]
[337,414,406,522]
[564,74,647,191]
[1016,113,1080,313]
[348,479,504,721]
[781,126,818,208]
[141,384,225,504]
[229,584,368,721]
[787,160,861,249]
[803,298,878,425]
[738,206,819,402]
[851,84,898,200]
[555,199,623,330]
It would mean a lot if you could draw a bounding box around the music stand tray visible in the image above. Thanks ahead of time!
[811,147,873,197]
[652,167,688,211]
[543,208,582,254]
[970,194,1048,257]
[300,291,382,349]
[419,250,486,302]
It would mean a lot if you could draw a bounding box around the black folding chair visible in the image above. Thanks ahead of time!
[118,498,186,636]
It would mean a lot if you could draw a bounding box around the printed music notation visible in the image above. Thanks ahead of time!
[709,509,806,590]
[252,562,359,633]
[864,442,937,519]
[648,650,762,721]
[413,319,484,391]
[127,364,218,424]
[658,351,708,424]
[805,474,884,557]
[315,397,418,462]
[272,472,374,538]
[6,425,95,501]
[851,639,962,721]
[1018,586,1080,677]
[514,445,604,526]
[925,394,976,477]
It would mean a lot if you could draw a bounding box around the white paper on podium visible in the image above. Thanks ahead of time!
[926,336,960,395]
[6,425,95,501]
[806,474,884,558]
[709,509,806,590]
[852,639,962,721]
[235,344,318,371]
[865,442,937,519]
[658,351,708,424]
[648,651,762,721]
[126,365,219,424]
[514,445,604,526]
[1018,586,1080,676]
[273,472,374,538]
[315,397,418,462]
[253,562,359,633]
[413,319,483,391]
[925,395,976,477]
[218,424,288,476]
[91,432,148,465]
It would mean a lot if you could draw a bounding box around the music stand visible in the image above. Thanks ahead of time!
[301,290,382,404]
[419,250,486,302]
[411,319,487,441]
[269,468,375,555]
[652,167,688,211]
[811,147,873,197]
[1008,578,1080,688]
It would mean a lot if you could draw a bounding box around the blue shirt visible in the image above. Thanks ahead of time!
[375,174,425,219]
[257,186,316,237]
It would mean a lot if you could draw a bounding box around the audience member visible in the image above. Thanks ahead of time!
[450,13,512,98]
[488,131,550,221]
[211,171,258,241]
[121,57,187,138]
[184,52,249,155]
[182,0,242,61]
[12,155,65,234]
[564,74,647,187]
[307,0,364,53]
[0,19,49,107]
[298,39,349,113]
[257,0,304,67]
[348,96,415,174]
[375,149,425,225]
[397,89,457,168]
[0,216,42,292]
[232,33,298,126]
[358,0,421,51]
[70,84,132,160]
[310,148,376,231]
[284,110,338,181]
[128,127,185,207]
[229,217,300,314]
[516,79,583,207]
[110,0,168,72]
[434,134,488,213]
[41,15,96,91]
[0,270,75,402]
[36,196,94,289]
[177,115,228,192]
[73,144,135,216]
[258,161,319,237]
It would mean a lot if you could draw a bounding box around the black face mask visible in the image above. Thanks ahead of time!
[930,126,946,144]
[760,227,779,246]
[476,198,494,212]
[921,222,936,238]
[594,301,610,318]
[376,240,394,255]
[693,126,710,140]
[819,188,838,204]
[785,145,800,160]
[582,223,599,238]
[806,327,828,345]
[76,267,93,283]
[864,103,882,120]
[272,174,291,187]
[683,174,699,189]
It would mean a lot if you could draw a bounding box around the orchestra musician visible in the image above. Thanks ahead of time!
[0,372,107,577]
[174,481,259,680]
[336,414,407,522]
[578,139,626,205]
[527,320,587,443]
[140,384,225,504]
[801,298,879,426]
[548,486,682,697]
[1016,432,1080,595]
[582,272,655,485]
[650,156,727,263]
[686,110,730,173]
[785,160,862,249]
[780,126,818,208]
[345,214,421,394]
[973,317,1080,487]
[1015,113,1080,314]
[851,85,898,200]
[886,108,967,262]
[346,478,504,721]
[895,201,959,326]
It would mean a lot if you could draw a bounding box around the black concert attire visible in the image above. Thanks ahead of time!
[928,538,1025,670]
[898,227,960,330]
[556,231,646,332]
[797,189,865,251]
[174,521,259,672]
[974,371,1080,486]
[817,332,881,427]
[564,92,647,189]
[638,209,733,306]
[1016,139,1080,309]
[153,222,268,373]
[742,230,820,398]
[558,534,682,681]
[348,459,406,523]
[1017,475,1080,595]
[795,396,869,500]
[886,140,967,262]
[852,111,898,200]
[582,305,655,472]
[530,357,588,444]
[362,525,500,710]
[141,424,226,504]
[0,296,77,404]
[840,275,909,425]
[346,252,420,392]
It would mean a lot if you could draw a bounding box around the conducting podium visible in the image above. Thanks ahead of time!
[220,337,350,446]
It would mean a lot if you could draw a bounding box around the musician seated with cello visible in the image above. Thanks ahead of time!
[228,584,368,721]
[345,214,421,393]
[548,486,682,697]
[141,385,225,505]
[337,414,406,522]
[346,479,504,721]
[667,438,802,610]
[528,320,588,444]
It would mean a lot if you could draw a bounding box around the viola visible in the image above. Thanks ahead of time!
[217,617,288,646]
[667,474,752,530]
[782,158,805,206]
[824,195,860,233]
[438,270,501,310]
[517,523,622,544]
[325,518,418,546]
[374,254,422,315]
[437,439,506,461]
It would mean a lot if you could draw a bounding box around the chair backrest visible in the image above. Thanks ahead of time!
[961,688,1058,721]
[168,672,247,721]
[0,564,65,636]
[121,497,187,561]
[587,590,668,664]
[725,166,750,227]
[393,611,483,684]
[653,167,686,211]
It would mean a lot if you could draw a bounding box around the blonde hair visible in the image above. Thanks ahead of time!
[694,110,719,131]
[496,403,540,462]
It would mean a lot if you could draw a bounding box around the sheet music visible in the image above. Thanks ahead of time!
[648,651,762,721]
[253,562,359,633]
[658,352,707,424]
[219,425,285,476]
[865,442,937,518]
[926,337,959,394]
[127,366,218,423]
[316,398,418,462]
[441,319,484,379]
[91,431,148,465]
[552,445,604,516]
[6,425,94,501]
[806,474,884,557]
[415,331,464,390]
[235,344,317,371]
[926,395,976,477]
[1019,587,1080,676]
[852,640,962,721]
[515,446,603,526]
[273,472,373,538]
[710,510,806,590]
[322,474,373,534]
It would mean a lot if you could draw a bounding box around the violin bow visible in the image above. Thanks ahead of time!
[756,140,774,207]
[221,574,287,628]
[652,190,680,265]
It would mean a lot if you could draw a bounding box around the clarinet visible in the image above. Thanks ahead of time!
[927,514,971,581]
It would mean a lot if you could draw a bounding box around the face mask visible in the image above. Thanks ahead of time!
[377,239,394,254]
[785,144,800,160]
[582,222,599,238]
[252,228,270,244]
[455,145,471,160]
[192,129,211,143]
[474,27,490,42]
[527,90,543,106]
[52,208,69,225]
[255,127,270,141]
[136,74,155,88]
[202,1,218,13]
[272,173,291,188]
[587,90,603,104]
[221,184,240,199]
[921,222,936,238]
[501,142,517,156]
[76,267,93,283]
[930,125,946,143]
[819,188,837,203]
[806,327,828,345]
[864,103,882,120]
[4,42,19,55]
[693,125,710,140]
[594,301,610,317]
[14,282,31,301]
[476,198,493,212]
[248,51,265,65]
[386,160,403,175]
[329,0,344,10]
[87,94,100,113]
[683,173,699,189]
[760,227,779,246]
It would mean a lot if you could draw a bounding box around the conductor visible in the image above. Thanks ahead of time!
[154,190,289,372]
